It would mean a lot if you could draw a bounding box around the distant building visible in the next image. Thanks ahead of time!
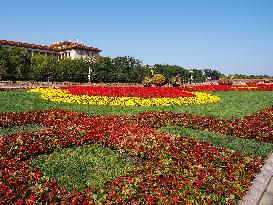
[0,40,102,59]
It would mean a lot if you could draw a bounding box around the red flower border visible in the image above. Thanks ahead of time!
[0,108,268,204]
[61,86,195,98]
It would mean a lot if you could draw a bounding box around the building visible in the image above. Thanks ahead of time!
[0,39,102,59]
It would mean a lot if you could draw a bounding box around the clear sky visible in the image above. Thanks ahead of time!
[1,0,273,75]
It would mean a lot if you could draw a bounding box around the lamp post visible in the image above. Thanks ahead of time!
[88,67,92,82]
[86,58,95,83]
[149,66,154,76]
[189,70,194,84]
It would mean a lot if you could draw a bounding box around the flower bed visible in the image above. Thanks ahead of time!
[28,87,220,106]
[61,86,195,98]
[0,109,264,204]
[184,84,273,92]
[126,106,273,143]
[0,88,19,91]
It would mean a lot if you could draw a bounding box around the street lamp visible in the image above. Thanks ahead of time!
[149,66,154,76]
[88,67,92,82]
[189,70,194,84]
[86,58,95,83]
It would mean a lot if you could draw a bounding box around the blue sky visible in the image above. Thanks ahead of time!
[1,0,273,75]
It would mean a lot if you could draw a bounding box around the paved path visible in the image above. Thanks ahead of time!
[259,177,273,205]
[239,153,273,205]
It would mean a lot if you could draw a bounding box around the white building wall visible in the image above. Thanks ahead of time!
[71,49,98,59]
[73,49,83,59]
[69,50,77,59]
[93,52,99,57]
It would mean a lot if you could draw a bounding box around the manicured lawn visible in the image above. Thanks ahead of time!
[1,87,272,204]
[0,90,272,118]
[158,126,273,159]
[31,144,137,192]
[0,124,43,136]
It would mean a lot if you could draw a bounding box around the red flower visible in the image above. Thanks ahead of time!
[117,197,122,204]
[61,86,195,98]
[173,196,179,202]
[29,195,36,201]
[195,179,203,186]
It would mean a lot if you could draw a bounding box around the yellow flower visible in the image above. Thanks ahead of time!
[28,88,220,107]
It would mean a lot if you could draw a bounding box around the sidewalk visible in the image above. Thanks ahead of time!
[259,177,273,205]
[239,153,273,205]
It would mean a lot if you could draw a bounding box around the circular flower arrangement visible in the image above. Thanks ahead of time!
[28,86,220,106]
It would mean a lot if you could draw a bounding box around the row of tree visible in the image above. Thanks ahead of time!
[0,47,223,83]
[227,74,271,79]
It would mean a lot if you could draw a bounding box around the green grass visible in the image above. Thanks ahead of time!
[0,90,272,118]
[31,144,138,192]
[0,124,43,136]
[158,126,273,159]
[1,89,273,197]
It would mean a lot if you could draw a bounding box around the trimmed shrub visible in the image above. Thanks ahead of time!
[151,74,166,87]
[246,79,258,85]
[142,77,152,87]
[218,77,233,85]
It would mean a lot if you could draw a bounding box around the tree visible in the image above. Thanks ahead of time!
[112,56,143,83]
[91,56,113,83]
[0,47,9,80]
[30,54,47,81]
[152,64,188,83]
[203,69,221,80]
[191,69,205,83]
[72,59,89,82]
[45,58,59,82]
[0,47,30,81]
[9,48,31,80]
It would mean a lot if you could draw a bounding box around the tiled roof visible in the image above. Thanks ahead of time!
[48,41,102,52]
[0,40,102,52]
[0,40,52,51]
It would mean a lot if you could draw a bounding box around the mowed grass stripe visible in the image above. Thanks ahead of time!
[31,143,138,192]
[0,90,272,118]
[0,124,43,136]
[158,126,273,159]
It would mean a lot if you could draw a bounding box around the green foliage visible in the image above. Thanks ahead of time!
[31,144,137,192]
[152,64,189,83]
[0,90,272,119]
[229,74,271,79]
[30,54,47,81]
[151,74,166,87]
[0,46,228,83]
[0,47,146,83]
[111,56,144,83]
[0,124,43,136]
[143,64,217,84]
[91,56,111,82]
[158,126,273,159]
[203,69,221,80]
[0,47,31,80]
[0,48,9,80]
[190,69,206,83]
